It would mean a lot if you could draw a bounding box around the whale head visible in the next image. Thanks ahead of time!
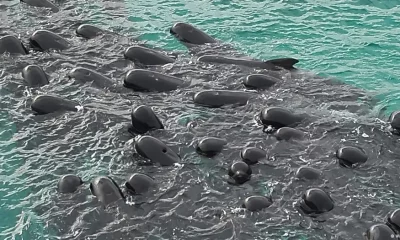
[170,22,217,46]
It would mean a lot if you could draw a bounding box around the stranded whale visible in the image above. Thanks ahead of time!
[198,55,299,71]
[134,136,181,166]
[0,35,29,55]
[124,69,184,92]
[29,30,70,51]
[22,65,49,87]
[76,24,104,39]
[57,174,83,194]
[68,67,114,88]
[169,22,299,71]
[195,137,227,157]
[90,176,124,205]
[193,90,253,108]
[31,95,81,115]
[124,46,175,66]
[20,0,59,12]
[129,105,164,134]
[170,22,217,48]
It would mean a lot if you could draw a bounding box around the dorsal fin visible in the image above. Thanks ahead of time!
[265,58,299,70]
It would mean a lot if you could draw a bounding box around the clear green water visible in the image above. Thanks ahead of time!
[127,0,400,113]
[1,0,400,239]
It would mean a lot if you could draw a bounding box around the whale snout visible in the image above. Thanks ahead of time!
[170,22,186,37]
[169,26,176,35]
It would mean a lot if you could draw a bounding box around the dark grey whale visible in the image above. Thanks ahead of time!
[29,30,70,51]
[364,224,396,240]
[386,208,400,232]
[129,105,164,135]
[169,22,299,71]
[228,161,252,185]
[76,24,104,39]
[22,65,49,87]
[20,0,59,12]
[242,196,273,212]
[57,174,83,194]
[170,22,217,48]
[336,146,368,168]
[299,188,334,215]
[240,147,267,165]
[68,67,114,88]
[259,107,303,129]
[274,127,305,141]
[31,95,81,115]
[198,55,299,70]
[295,166,321,180]
[243,74,280,89]
[389,111,400,135]
[193,90,253,108]
[195,137,227,157]
[124,173,156,195]
[0,35,29,55]
[134,135,181,166]
[124,69,184,92]
[124,46,175,66]
[90,176,124,205]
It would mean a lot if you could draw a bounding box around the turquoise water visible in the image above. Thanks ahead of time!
[125,0,400,113]
[1,0,400,239]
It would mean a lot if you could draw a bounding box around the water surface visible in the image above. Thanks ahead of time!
[1,0,400,239]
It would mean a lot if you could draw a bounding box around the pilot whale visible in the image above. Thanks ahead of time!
[169,22,299,71]
[198,55,299,71]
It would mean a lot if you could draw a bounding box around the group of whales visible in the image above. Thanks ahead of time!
[3,1,400,239]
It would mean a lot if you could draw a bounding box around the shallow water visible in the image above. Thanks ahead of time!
[1,0,400,239]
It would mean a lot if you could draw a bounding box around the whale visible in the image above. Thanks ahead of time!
[364,224,396,240]
[22,65,49,87]
[195,137,227,157]
[124,46,175,66]
[259,107,303,130]
[240,147,267,165]
[295,166,321,180]
[129,105,164,134]
[389,111,400,135]
[299,188,334,215]
[170,22,217,48]
[169,22,299,71]
[68,67,114,88]
[193,90,253,108]
[124,69,184,92]
[242,196,273,212]
[386,209,400,232]
[198,55,299,71]
[228,161,252,185]
[90,176,124,205]
[76,24,104,39]
[20,0,59,12]
[31,95,81,115]
[57,174,83,193]
[124,173,156,195]
[274,127,305,141]
[336,146,368,168]
[134,135,181,166]
[243,74,280,89]
[0,35,29,55]
[29,30,71,51]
